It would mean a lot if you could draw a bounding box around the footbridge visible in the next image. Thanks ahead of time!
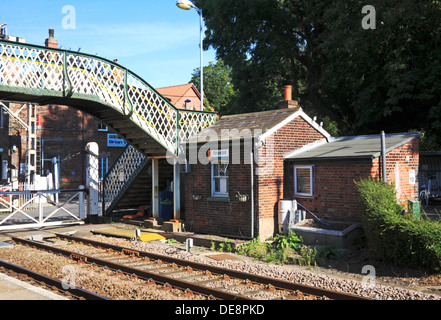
[0,39,216,222]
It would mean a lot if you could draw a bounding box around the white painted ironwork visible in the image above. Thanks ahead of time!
[0,188,85,231]
[103,145,147,214]
[0,40,216,155]
[0,40,217,216]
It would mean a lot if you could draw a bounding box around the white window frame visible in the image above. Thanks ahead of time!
[294,165,314,197]
[211,162,229,197]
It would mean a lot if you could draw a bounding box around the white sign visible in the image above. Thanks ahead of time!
[210,149,229,160]
[409,170,416,185]
[107,134,127,148]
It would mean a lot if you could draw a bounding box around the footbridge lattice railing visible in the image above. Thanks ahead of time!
[0,39,217,215]
[0,40,217,155]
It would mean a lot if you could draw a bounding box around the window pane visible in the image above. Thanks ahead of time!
[215,178,220,193]
[220,178,228,194]
[296,168,311,194]
[213,164,228,177]
[219,164,228,176]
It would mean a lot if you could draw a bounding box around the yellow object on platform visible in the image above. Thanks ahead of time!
[91,228,165,242]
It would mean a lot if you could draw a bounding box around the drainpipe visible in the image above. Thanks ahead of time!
[251,138,265,239]
[250,151,254,239]
[381,131,387,182]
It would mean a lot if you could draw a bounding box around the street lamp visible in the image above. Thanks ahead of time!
[176,0,204,112]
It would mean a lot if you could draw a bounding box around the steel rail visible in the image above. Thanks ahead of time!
[54,234,372,300]
[11,236,253,300]
[0,259,110,300]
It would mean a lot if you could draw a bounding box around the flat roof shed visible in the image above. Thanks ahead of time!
[284,132,420,162]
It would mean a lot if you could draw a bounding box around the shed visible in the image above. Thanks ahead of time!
[284,133,420,220]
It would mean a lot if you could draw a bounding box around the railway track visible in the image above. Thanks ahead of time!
[0,259,109,300]
[2,234,371,300]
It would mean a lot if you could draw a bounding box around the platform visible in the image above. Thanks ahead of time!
[90,227,166,242]
[0,272,68,300]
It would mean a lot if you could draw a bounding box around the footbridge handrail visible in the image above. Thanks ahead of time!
[0,39,216,155]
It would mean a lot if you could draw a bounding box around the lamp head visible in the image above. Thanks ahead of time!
[176,0,196,10]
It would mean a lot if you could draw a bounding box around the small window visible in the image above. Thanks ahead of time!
[294,165,314,197]
[211,163,229,197]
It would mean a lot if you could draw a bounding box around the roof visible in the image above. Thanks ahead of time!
[284,132,420,161]
[188,107,330,143]
[156,83,203,110]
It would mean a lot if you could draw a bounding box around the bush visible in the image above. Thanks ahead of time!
[357,178,441,272]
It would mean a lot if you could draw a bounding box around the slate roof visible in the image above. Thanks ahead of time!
[284,132,420,161]
[189,107,303,143]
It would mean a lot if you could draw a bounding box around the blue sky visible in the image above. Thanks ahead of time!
[0,0,217,88]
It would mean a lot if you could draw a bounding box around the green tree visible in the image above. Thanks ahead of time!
[196,0,441,148]
[190,59,237,114]
[318,0,441,141]
[196,0,329,116]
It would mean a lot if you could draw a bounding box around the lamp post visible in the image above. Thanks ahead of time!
[176,0,204,112]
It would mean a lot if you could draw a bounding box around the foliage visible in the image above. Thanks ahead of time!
[196,0,441,146]
[190,60,237,114]
[272,232,302,251]
[236,233,328,266]
[357,178,441,272]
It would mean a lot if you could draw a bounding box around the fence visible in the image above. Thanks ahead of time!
[0,187,87,231]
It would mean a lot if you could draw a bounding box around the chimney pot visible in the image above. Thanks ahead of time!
[278,85,298,109]
[284,85,292,101]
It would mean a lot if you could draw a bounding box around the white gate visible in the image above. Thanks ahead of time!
[0,187,86,231]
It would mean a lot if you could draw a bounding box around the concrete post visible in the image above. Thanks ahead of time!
[78,185,85,220]
[86,142,99,223]
[152,159,159,219]
[173,158,181,221]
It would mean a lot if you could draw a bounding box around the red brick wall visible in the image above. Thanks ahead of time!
[288,138,420,221]
[184,143,253,237]
[370,139,419,206]
[288,161,373,221]
[256,117,326,238]
[7,103,123,189]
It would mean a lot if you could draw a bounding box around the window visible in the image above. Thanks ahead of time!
[211,163,229,197]
[294,165,314,197]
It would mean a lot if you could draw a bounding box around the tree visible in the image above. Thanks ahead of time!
[190,60,237,114]
[196,0,329,116]
[318,0,441,140]
[196,0,441,148]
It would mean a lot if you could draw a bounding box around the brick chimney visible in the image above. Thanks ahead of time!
[45,28,58,49]
[278,85,299,109]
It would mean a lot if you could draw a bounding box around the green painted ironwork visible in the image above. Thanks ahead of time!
[0,39,216,155]
[0,39,217,215]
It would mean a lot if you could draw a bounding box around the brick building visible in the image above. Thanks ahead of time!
[184,98,330,240]
[183,91,420,240]
[284,133,420,221]
[156,83,205,111]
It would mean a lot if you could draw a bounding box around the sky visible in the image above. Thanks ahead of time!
[0,0,217,89]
